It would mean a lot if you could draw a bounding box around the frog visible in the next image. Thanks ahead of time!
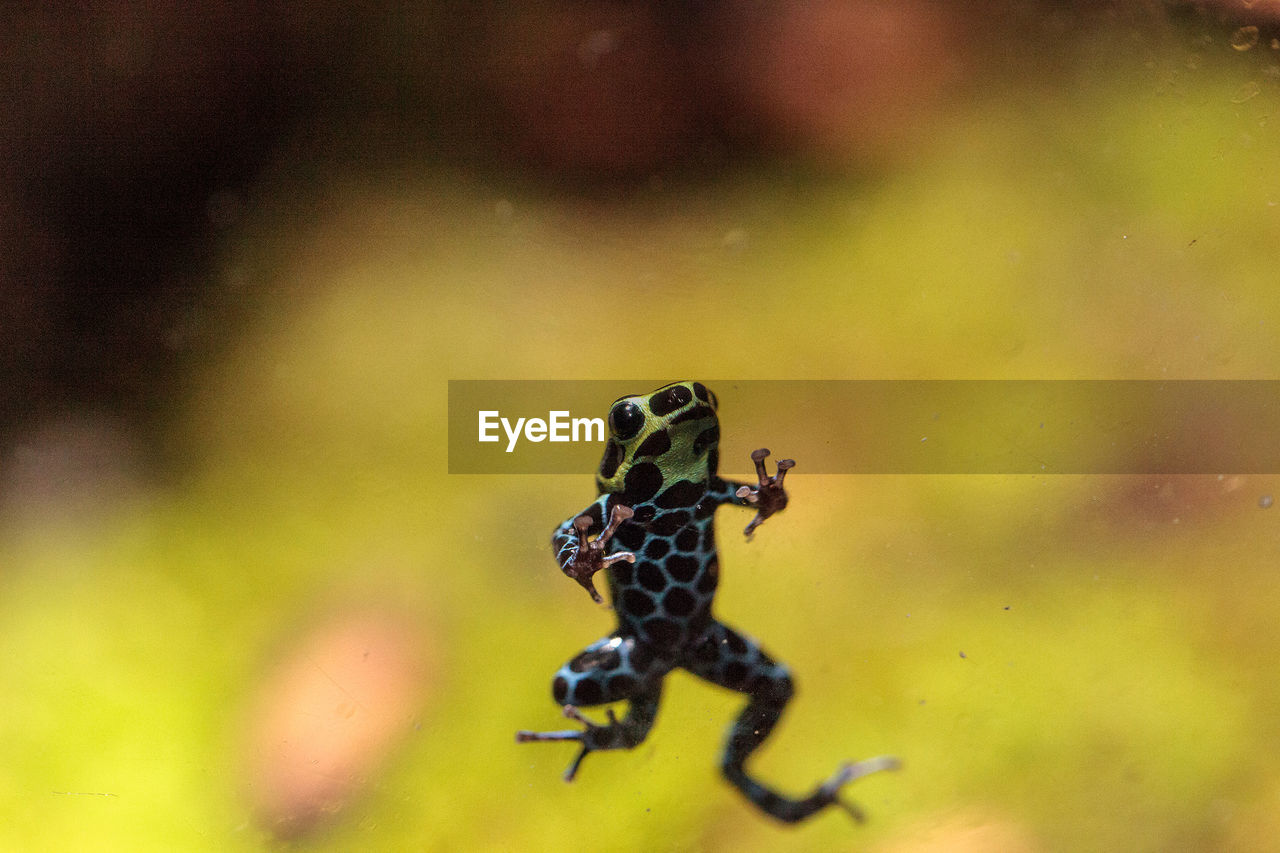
[516,381,898,823]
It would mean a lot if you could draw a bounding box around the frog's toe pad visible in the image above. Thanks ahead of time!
[828,755,902,822]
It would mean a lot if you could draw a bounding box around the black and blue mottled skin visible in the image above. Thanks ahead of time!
[516,381,897,823]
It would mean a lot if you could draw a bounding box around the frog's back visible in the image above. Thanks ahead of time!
[595,382,724,651]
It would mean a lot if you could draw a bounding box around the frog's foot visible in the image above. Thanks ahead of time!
[515,705,619,782]
[725,753,901,824]
[564,505,636,604]
[735,448,796,538]
[822,756,903,823]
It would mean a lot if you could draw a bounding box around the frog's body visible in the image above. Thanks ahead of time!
[516,382,897,823]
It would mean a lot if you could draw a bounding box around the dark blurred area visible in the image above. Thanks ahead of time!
[1,1,1274,478]
[1,5,347,448]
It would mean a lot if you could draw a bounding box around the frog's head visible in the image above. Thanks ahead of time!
[596,381,720,498]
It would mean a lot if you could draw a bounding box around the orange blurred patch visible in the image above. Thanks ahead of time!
[714,1,968,163]
[482,3,693,172]
[241,606,435,840]
[875,809,1044,853]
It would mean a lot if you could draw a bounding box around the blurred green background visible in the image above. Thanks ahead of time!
[3,3,1280,851]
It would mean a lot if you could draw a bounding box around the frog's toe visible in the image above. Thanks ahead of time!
[827,756,902,822]
[562,744,591,782]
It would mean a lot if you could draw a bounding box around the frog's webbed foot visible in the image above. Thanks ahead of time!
[822,756,903,823]
[735,448,795,538]
[723,751,902,824]
[563,505,635,604]
[515,705,620,782]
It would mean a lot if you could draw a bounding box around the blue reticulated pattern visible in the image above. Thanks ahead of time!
[516,381,898,824]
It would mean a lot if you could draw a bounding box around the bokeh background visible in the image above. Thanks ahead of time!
[3,2,1280,850]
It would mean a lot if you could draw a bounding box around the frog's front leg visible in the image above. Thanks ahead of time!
[734,448,796,537]
[559,504,636,604]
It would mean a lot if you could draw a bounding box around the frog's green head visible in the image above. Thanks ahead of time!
[597,381,720,497]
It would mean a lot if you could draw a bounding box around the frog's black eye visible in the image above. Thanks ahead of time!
[609,401,645,441]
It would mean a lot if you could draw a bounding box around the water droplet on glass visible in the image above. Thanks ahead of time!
[1260,494,1274,509]
[721,228,748,250]
[578,30,618,69]
[1231,26,1260,52]
[1231,81,1261,104]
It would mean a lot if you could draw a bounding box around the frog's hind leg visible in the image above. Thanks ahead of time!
[517,634,669,781]
[683,621,899,823]
[517,691,661,781]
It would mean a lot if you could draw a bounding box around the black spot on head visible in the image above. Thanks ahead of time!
[650,510,688,536]
[656,480,703,509]
[644,538,670,559]
[722,661,749,689]
[692,425,719,456]
[692,382,709,403]
[553,676,569,704]
[623,461,664,504]
[694,498,717,520]
[650,384,693,416]
[643,617,681,647]
[665,554,699,583]
[636,560,668,592]
[622,588,656,617]
[662,587,696,617]
[609,401,645,440]
[669,404,715,426]
[634,429,671,459]
[674,527,699,552]
[573,678,603,706]
[607,673,637,698]
[599,441,623,479]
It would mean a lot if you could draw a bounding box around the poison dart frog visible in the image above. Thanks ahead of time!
[516,381,898,823]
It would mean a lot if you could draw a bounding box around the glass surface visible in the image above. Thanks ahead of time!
[3,4,1279,851]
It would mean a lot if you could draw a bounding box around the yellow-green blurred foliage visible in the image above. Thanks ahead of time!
[4,20,1280,853]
